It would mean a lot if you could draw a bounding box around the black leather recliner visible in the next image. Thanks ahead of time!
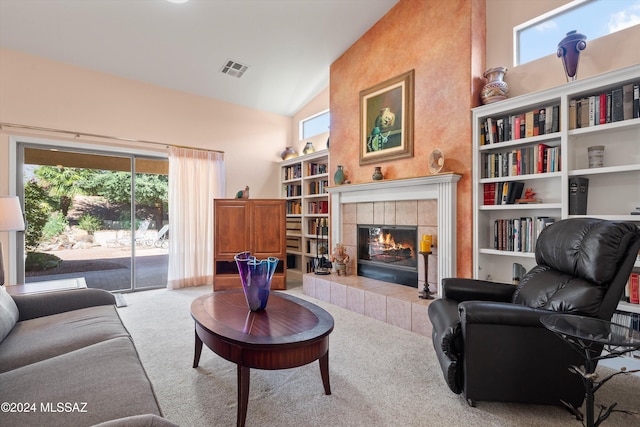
[428,218,640,408]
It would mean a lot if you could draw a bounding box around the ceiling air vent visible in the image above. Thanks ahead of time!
[220,60,248,78]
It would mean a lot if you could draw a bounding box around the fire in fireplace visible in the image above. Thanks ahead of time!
[357,225,418,287]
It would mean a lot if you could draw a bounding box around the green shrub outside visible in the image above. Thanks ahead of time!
[78,214,103,235]
[24,180,53,251]
[24,252,61,271]
[42,211,69,240]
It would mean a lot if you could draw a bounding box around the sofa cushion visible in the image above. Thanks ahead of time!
[0,337,163,427]
[0,286,19,342]
[0,305,130,373]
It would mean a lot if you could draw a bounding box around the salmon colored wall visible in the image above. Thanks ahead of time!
[0,48,291,200]
[329,0,486,278]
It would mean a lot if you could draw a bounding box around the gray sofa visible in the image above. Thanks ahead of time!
[0,286,177,427]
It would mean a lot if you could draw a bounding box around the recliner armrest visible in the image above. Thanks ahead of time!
[442,278,516,303]
[12,288,116,321]
[459,300,552,327]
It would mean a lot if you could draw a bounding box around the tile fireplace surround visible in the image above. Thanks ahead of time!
[326,174,461,297]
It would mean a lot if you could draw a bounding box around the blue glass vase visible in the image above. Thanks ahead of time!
[234,251,279,311]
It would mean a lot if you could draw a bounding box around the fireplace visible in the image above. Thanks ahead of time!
[327,174,461,296]
[357,225,418,287]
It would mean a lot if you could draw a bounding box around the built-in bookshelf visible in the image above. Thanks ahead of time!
[280,149,329,279]
[472,64,640,340]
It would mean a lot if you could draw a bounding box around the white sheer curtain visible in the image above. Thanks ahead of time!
[167,147,225,289]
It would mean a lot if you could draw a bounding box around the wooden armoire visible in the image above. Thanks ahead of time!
[213,199,286,291]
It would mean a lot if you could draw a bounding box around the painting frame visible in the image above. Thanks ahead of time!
[359,69,414,165]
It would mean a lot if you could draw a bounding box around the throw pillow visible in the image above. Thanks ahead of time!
[0,286,19,342]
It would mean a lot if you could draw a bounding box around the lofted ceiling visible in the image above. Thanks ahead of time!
[0,0,399,117]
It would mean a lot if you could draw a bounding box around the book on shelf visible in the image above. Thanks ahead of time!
[634,84,640,118]
[307,200,328,214]
[628,272,639,305]
[483,182,496,205]
[568,81,640,129]
[508,181,524,204]
[284,184,301,197]
[611,309,640,357]
[492,216,538,252]
[307,218,328,235]
[307,179,329,195]
[568,177,589,215]
[482,144,560,179]
[283,164,302,180]
[286,201,301,215]
[485,181,524,205]
[307,162,328,176]
[479,104,560,146]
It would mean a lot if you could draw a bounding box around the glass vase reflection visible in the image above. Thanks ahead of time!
[234,251,279,311]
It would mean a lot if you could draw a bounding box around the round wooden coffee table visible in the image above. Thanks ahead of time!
[190,290,334,427]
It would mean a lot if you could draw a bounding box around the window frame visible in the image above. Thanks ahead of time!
[299,109,330,141]
[513,0,592,67]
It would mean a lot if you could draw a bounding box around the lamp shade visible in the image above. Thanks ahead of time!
[0,196,25,232]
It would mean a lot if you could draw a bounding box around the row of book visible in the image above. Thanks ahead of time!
[283,184,302,197]
[308,162,328,176]
[283,164,302,181]
[482,144,560,179]
[480,104,560,145]
[308,218,329,235]
[286,200,301,215]
[569,82,640,130]
[611,309,640,358]
[307,180,329,195]
[308,201,328,214]
[483,181,524,206]
[491,217,555,252]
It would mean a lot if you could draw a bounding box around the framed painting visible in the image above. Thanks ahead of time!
[359,69,414,165]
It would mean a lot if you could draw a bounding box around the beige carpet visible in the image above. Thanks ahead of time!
[117,284,640,427]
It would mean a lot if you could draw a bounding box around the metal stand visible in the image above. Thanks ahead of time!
[314,218,331,275]
[418,251,434,299]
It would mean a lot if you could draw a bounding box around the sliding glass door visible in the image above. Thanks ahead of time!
[17,143,168,292]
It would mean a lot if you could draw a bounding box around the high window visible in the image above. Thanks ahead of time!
[299,110,330,140]
[515,0,640,66]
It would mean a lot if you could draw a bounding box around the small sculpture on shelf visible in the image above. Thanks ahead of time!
[330,243,350,276]
[235,186,250,199]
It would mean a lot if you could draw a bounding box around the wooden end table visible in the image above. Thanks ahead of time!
[190,290,334,427]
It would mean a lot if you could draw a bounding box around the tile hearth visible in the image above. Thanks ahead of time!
[302,273,433,337]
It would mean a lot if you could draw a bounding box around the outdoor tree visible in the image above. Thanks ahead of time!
[85,172,168,228]
[23,180,53,250]
[34,166,95,216]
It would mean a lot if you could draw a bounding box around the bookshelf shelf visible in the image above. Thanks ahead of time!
[480,171,562,183]
[473,64,640,332]
[280,149,330,278]
[479,203,562,211]
[479,248,536,258]
[568,164,640,176]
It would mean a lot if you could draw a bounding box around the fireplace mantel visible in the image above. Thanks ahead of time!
[326,173,461,296]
